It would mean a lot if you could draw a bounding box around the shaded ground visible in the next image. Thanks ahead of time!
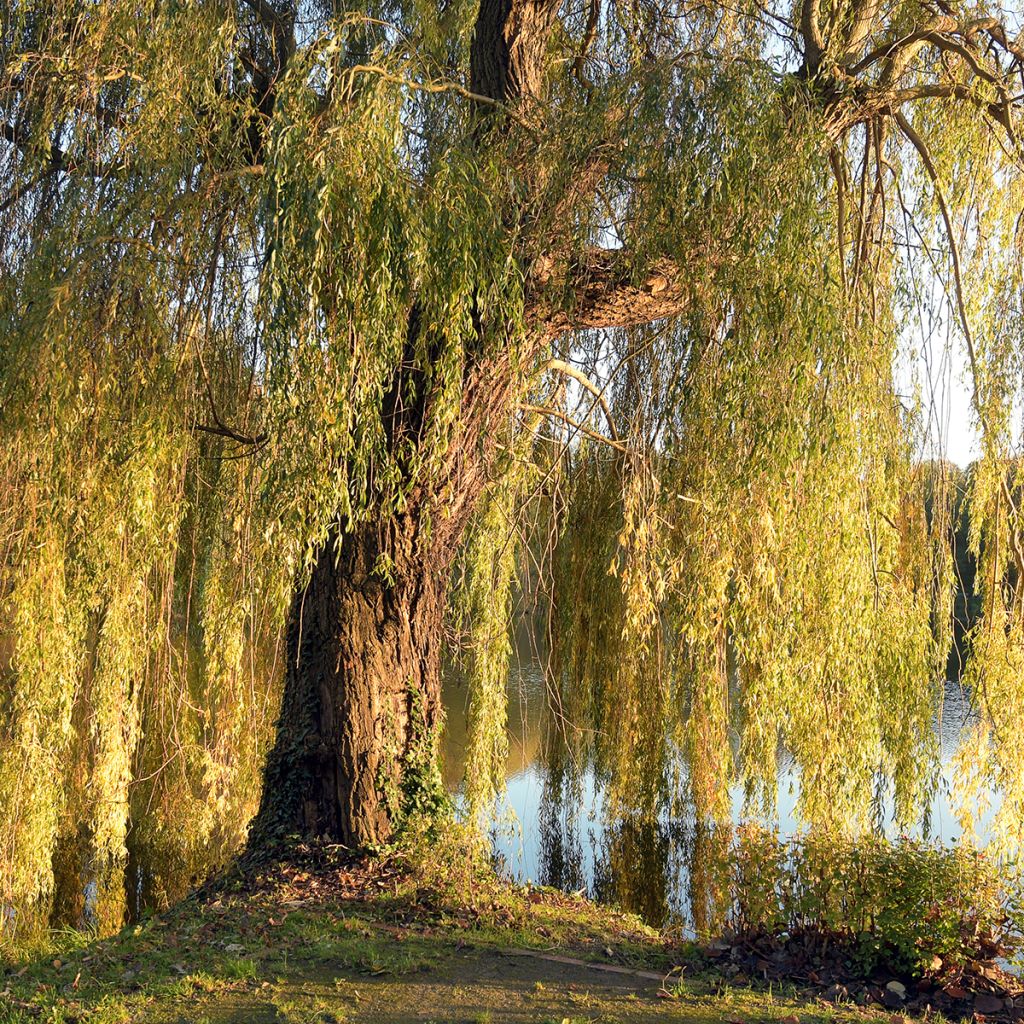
[0,840,986,1023]
[140,947,809,1024]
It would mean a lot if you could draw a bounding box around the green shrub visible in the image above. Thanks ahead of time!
[727,825,1023,976]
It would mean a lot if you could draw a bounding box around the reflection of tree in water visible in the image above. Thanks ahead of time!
[536,714,730,932]
[536,700,680,927]
[593,815,676,929]
[530,631,746,933]
[538,730,587,897]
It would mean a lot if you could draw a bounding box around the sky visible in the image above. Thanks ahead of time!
[898,271,984,468]
[914,331,980,468]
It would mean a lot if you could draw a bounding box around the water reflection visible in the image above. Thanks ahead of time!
[441,657,990,932]
[7,651,990,941]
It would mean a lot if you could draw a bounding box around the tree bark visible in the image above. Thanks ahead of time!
[470,0,560,104]
[250,513,448,849]
[250,0,574,854]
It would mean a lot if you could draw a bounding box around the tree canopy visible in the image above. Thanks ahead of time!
[1,0,1023,929]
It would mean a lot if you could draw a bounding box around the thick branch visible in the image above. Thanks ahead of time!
[820,82,1009,138]
[239,0,287,34]
[529,251,689,338]
[800,0,826,73]
[574,0,601,90]
[238,0,295,64]
[470,0,561,105]
[838,0,882,65]
[846,16,955,76]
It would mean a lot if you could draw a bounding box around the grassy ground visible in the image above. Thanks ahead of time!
[0,838,944,1024]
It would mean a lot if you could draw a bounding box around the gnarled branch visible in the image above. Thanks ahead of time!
[530,250,690,338]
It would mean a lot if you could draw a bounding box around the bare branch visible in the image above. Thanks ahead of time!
[194,422,268,446]
[538,358,620,442]
[519,403,628,453]
[924,33,1001,86]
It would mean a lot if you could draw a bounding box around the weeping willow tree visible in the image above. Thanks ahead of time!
[1,0,1024,926]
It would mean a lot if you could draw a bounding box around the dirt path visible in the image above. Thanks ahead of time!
[166,947,733,1023]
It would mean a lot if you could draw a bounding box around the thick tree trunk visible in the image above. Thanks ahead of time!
[250,513,448,849]
[248,0,566,855]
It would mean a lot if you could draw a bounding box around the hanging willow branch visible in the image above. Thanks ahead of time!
[2,0,1024,924]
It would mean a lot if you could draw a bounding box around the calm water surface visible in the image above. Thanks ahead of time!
[23,654,994,937]
[440,658,993,930]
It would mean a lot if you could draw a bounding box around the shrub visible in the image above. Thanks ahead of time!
[727,825,1022,976]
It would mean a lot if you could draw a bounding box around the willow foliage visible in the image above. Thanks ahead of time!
[1,0,1023,932]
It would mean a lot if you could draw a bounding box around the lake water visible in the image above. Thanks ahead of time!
[7,652,996,941]
[440,657,993,931]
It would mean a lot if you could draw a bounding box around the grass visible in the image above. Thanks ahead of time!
[0,833,961,1023]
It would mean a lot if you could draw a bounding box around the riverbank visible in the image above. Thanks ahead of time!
[0,836,1017,1023]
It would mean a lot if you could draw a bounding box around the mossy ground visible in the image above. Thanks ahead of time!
[0,837,951,1024]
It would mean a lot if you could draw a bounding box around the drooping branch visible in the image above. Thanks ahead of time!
[893,111,976,392]
[896,108,1024,615]
[829,146,849,292]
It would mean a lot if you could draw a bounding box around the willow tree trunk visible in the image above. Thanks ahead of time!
[251,513,448,848]
[248,0,578,853]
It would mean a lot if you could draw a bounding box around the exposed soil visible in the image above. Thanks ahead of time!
[705,930,1023,1024]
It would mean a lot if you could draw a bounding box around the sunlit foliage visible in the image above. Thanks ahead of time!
[1,0,1023,936]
